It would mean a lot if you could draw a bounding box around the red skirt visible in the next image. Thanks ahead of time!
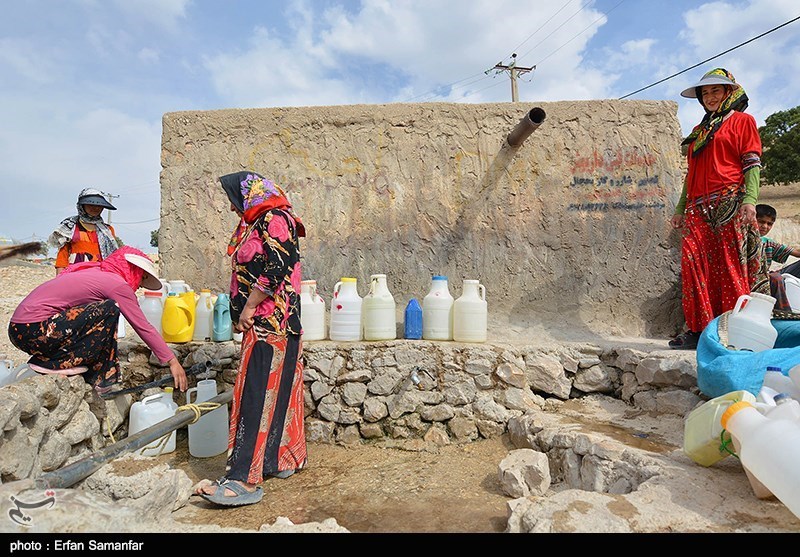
[224,326,306,484]
[680,190,760,332]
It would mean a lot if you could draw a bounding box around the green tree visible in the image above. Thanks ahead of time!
[759,106,800,185]
[150,229,159,248]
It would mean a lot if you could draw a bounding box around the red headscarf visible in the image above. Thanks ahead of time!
[61,245,151,291]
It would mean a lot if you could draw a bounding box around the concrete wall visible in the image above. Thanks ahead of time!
[159,101,684,338]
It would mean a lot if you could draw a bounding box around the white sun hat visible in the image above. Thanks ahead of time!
[680,68,740,99]
[124,253,163,291]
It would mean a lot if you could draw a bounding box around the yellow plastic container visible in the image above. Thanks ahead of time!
[179,290,197,341]
[683,390,756,466]
[162,293,194,343]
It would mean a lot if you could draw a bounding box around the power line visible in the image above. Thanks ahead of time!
[503,0,576,61]
[516,0,598,62]
[113,217,160,225]
[487,54,535,102]
[619,14,800,100]
[402,0,591,104]
[531,0,626,67]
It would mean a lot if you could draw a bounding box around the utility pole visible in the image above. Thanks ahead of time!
[489,54,535,102]
[103,192,120,225]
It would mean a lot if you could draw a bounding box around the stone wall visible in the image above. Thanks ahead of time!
[0,337,701,483]
[159,101,685,339]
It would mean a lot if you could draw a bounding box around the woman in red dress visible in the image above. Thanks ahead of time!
[669,68,762,349]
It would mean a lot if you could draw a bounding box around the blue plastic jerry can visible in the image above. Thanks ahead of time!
[212,293,233,342]
[404,298,423,339]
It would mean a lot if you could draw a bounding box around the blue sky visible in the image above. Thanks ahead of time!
[2,0,799,254]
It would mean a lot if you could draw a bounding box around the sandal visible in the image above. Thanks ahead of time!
[28,363,88,375]
[267,458,307,479]
[669,331,700,350]
[199,477,263,508]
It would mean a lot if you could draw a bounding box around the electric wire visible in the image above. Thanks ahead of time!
[619,14,800,99]
[530,0,626,67]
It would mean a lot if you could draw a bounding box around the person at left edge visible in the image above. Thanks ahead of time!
[7,246,188,394]
[49,187,121,276]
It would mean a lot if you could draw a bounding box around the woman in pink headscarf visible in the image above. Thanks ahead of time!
[8,246,187,393]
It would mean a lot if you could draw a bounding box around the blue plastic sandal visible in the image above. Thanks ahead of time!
[200,478,263,507]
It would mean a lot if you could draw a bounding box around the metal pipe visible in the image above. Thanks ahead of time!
[506,107,546,147]
[35,389,233,489]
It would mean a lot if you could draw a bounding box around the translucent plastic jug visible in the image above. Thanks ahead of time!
[683,390,756,466]
[363,274,397,341]
[329,277,362,341]
[156,278,169,304]
[139,291,164,336]
[721,401,800,518]
[453,279,487,343]
[300,280,326,341]
[726,293,778,352]
[422,275,454,341]
[212,293,233,342]
[186,379,229,458]
[784,275,800,312]
[0,356,16,388]
[117,315,126,339]
[167,279,192,295]
[404,299,423,340]
[162,292,193,343]
[193,289,214,342]
[128,388,177,456]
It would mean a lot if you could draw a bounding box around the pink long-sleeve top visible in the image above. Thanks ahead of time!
[11,268,174,363]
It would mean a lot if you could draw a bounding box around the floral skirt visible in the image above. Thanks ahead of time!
[225,326,306,483]
[7,299,122,390]
[680,187,761,332]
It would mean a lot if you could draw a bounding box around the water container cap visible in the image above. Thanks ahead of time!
[145,291,162,297]
[432,275,447,280]
[302,280,316,285]
[341,277,357,283]
[201,288,211,293]
[720,400,753,429]
[767,366,782,372]
[164,387,173,394]
[774,393,793,404]
[168,292,177,296]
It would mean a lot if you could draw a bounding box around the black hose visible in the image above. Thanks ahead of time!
[100,360,217,399]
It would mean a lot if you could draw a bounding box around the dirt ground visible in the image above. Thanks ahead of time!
[167,433,516,533]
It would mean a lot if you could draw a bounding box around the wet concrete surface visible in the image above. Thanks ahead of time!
[166,433,516,533]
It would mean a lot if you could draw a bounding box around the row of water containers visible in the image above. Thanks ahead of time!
[137,280,238,344]
[302,274,488,343]
[127,380,229,459]
[683,364,800,519]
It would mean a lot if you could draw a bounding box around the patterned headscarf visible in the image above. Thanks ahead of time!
[681,68,750,155]
[60,245,150,291]
[219,171,305,255]
[47,187,119,259]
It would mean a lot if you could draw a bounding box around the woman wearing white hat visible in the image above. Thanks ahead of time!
[49,187,121,276]
[669,68,763,349]
[7,246,187,393]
